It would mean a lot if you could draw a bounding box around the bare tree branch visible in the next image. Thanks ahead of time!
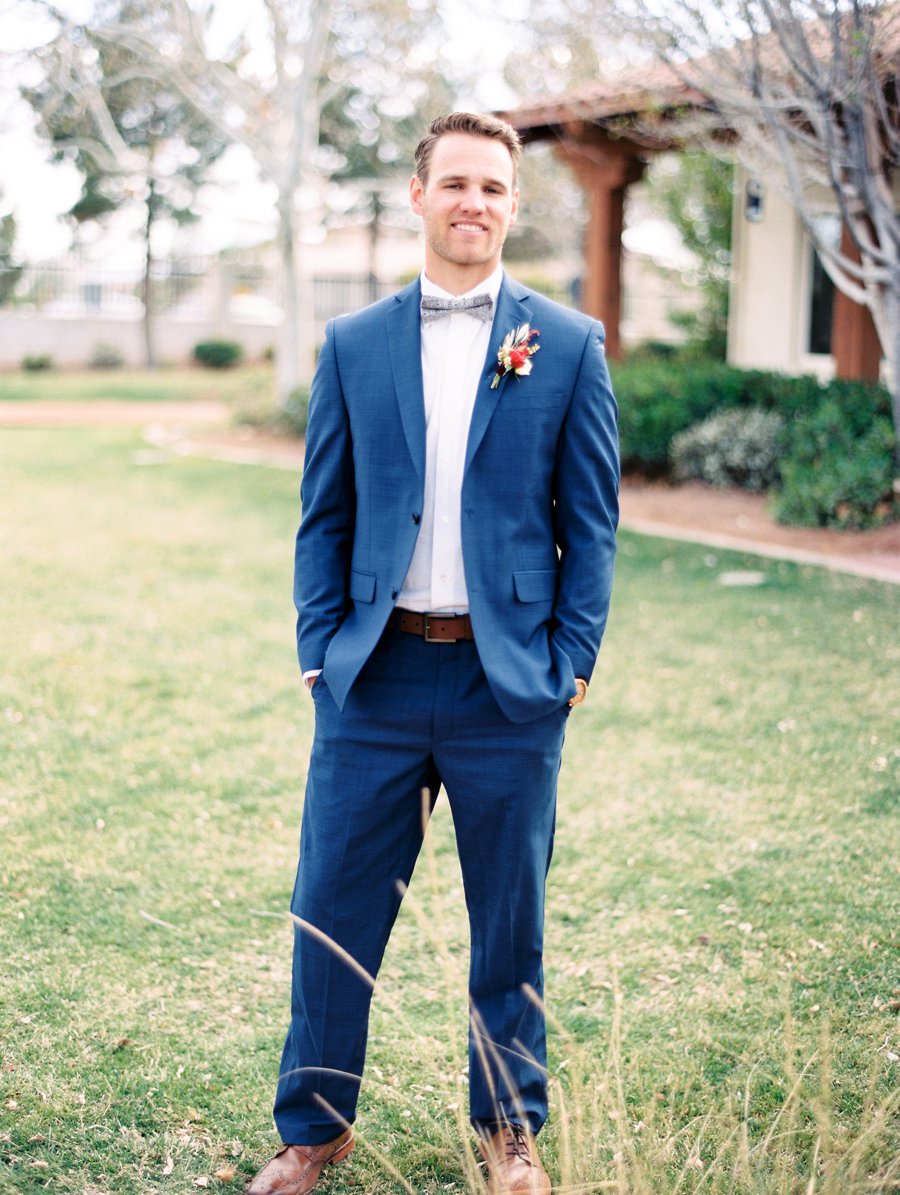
[621,0,899,450]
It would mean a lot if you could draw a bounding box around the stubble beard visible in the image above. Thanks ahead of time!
[429,227,506,271]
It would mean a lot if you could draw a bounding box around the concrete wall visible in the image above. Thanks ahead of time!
[0,311,279,369]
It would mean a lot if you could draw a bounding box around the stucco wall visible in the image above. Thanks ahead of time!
[727,164,837,381]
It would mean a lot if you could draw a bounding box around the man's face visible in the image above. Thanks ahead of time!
[410,132,519,289]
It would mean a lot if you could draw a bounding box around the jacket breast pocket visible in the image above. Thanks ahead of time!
[350,569,376,604]
[513,569,557,603]
[499,387,565,410]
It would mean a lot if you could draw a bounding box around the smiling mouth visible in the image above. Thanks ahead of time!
[452,222,487,233]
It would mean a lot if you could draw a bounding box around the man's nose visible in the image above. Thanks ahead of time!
[459,186,486,211]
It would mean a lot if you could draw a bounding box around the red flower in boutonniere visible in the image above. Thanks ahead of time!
[491,324,540,390]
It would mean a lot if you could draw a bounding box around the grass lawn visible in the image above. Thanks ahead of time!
[1,428,897,1194]
[0,365,275,406]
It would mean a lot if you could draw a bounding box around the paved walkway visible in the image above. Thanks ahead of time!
[4,399,897,585]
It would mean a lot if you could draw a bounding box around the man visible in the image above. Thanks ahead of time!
[249,112,619,1195]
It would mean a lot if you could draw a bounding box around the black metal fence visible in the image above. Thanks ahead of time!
[0,256,575,320]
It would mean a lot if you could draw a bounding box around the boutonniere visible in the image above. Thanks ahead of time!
[490,324,540,390]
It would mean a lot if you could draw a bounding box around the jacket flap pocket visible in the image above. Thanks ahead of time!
[513,569,557,603]
[350,569,376,604]
[500,387,565,408]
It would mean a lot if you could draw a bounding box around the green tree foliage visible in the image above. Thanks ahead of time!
[317,75,456,288]
[0,194,23,306]
[503,0,616,98]
[623,0,900,461]
[23,0,229,366]
[22,0,444,397]
[645,151,733,359]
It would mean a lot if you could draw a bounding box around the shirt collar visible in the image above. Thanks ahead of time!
[419,266,504,305]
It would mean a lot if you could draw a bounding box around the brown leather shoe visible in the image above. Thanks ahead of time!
[247,1130,354,1195]
[479,1123,551,1194]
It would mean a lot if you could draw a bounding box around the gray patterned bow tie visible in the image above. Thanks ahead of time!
[420,293,494,326]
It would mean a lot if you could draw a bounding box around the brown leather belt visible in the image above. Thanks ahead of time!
[389,609,475,643]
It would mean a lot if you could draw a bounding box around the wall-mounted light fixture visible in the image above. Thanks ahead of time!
[745,179,765,223]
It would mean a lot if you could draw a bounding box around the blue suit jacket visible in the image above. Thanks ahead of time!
[294,274,619,724]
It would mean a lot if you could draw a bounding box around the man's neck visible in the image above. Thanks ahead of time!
[422,259,502,296]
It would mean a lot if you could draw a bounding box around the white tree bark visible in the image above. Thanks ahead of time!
[28,0,439,399]
[97,0,333,397]
[29,0,406,399]
[630,0,900,455]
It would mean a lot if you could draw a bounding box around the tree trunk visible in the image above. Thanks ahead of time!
[864,262,900,471]
[887,280,900,473]
[142,180,156,369]
[274,194,314,405]
[367,190,382,304]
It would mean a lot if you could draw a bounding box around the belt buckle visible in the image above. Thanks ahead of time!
[423,614,445,643]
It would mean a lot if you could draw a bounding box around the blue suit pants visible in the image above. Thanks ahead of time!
[274,623,569,1144]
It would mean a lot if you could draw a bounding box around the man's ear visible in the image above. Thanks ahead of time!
[409,174,425,216]
[509,187,520,224]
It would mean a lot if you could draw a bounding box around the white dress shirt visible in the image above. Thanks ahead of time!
[397,266,503,613]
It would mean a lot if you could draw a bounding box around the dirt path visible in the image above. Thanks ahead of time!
[619,478,900,583]
[0,399,229,426]
[3,400,897,584]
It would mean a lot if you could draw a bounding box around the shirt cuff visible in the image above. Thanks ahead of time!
[302,669,322,688]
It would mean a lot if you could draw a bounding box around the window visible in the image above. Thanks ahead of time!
[807,215,841,355]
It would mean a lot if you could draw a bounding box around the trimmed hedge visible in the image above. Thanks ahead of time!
[193,339,244,369]
[22,354,54,372]
[88,342,125,370]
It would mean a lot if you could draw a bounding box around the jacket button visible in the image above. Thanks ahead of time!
[412,513,420,524]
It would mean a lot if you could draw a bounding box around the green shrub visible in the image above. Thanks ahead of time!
[672,408,785,491]
[612,360,747,472]
[623,340,682,362]
[273,386,310,437]
[22,354,54,372]
[820,376,893,429]
[193,339,244,369]
[774,400,896,529]
[234,385,310,438]
[88,343,125,369]
[611,358,893,485]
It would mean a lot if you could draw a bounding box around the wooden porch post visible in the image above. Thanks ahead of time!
[832,224,882,381]
[553,142,645,359]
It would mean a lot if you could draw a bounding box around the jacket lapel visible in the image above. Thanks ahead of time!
[386,279,426,486]
[464,275,533,475]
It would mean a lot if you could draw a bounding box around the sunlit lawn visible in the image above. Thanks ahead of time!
[1,428,897,1194]
[0,364,274,405]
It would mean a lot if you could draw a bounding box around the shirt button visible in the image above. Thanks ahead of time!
[439,574,447,582]
[441,515,449,524]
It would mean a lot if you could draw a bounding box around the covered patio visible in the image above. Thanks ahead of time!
[498,76,882,379]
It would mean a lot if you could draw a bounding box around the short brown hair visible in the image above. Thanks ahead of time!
[414,112,522,186]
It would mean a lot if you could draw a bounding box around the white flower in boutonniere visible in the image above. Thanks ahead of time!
[490,324,540,390]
